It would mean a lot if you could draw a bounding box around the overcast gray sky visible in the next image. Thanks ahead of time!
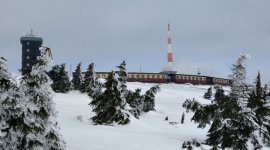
[1,0,270,84]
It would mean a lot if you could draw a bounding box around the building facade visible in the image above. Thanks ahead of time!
[20,31,43,75]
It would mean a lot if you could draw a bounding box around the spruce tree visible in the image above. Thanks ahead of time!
[48,64,70,93]
[81,63,94,93]
[82,63,102,99]
[71,62,83,91]
[208,54,255,149]
[20,49,65,150]
[0,58,25,149]
[247,71,270,146]
[214,87,225,101]
[90,71,130,125]
[204,87,212,100]
[126,88,143,118]
[142,85,160,112]
[256,71,262,98]
[226,54,256,149]
[116,61,128,97]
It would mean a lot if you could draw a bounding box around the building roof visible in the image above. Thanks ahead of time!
[20,36,43,42]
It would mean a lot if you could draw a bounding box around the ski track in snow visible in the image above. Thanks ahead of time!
[54,83,220,150]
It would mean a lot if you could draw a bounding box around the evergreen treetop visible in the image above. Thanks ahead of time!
[81,63,95,93]
[126,88,143,118]
[71,62,83,91]
[83,63,102,98]
[204,87,213,100]
[48,63,70,93]
[116,61,128,100]
[116,60,127,84]
[142,85,160,112]
[90,70,129,125]
[229,54,250,106]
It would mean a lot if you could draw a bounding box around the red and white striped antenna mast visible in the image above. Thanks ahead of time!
[162,23,174,73]
[167,23,173,69]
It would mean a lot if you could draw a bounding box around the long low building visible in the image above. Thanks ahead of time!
[95,72,230,86]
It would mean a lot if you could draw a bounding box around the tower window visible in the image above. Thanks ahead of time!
[26,63,30,67]
[27,49,30,52]
[26,56,30,59]
[27,42,30,45]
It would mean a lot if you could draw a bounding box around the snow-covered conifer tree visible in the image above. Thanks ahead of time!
[20,49,65,150]
[247,71,270,147]
[205,54,256,149]
[116,61,128,96]
[90,70,129,125]
[0,57,25,149]
[81,63,94,93]
[229,54,251,107]
[83,63,102,99]
[126,88,143,118]
[224,54,257,149]
[142,85,160,112]
[214,87,225,101]
[71,62,83,91]
[48,64,70,93]
[204,87,212,100]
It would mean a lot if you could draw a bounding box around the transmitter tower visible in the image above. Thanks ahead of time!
[20,29,43,75]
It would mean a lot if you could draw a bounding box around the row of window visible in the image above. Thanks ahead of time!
[128,74,165,79]
[96,74,108,79]
[213,78,229,83]
[96,74,165,79]
[175,75,206,81]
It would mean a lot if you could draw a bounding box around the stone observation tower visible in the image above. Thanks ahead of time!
[161,23,176,74]
[20,29,43,75]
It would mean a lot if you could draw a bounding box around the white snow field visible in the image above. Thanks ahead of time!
[54,82,223,150]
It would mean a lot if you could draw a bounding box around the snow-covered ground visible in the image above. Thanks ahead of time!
[54,82,222,150]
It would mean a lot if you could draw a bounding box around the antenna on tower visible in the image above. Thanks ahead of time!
[30,28,34,37]
[197,68,201,75]
[26,24,36,37]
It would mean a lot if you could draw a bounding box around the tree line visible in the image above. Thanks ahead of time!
[48,61,160,125]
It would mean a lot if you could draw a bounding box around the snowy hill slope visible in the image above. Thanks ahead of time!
[54,82,219,150]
